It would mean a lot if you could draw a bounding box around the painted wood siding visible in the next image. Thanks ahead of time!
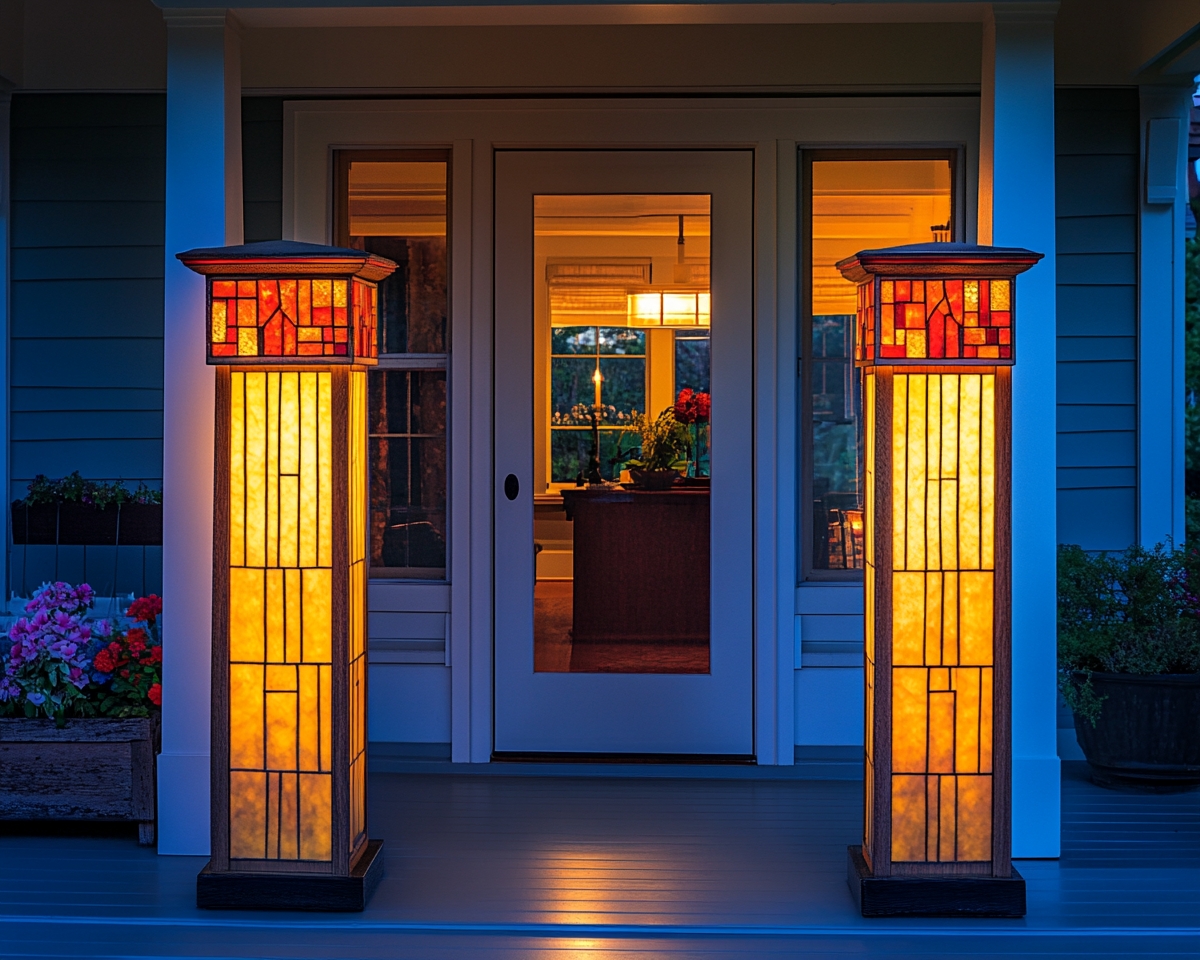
[1055,88,1139,551]
[9,94,165,502]
[242,97,284,244]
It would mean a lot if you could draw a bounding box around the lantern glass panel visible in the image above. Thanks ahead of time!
[227,371,335,864]
[806,158,952,576]
[344,156,450,580]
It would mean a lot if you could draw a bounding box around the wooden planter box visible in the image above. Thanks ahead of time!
[10,502,163,546]
[0,717,158,843]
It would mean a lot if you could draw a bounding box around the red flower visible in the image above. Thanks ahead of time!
[673,388,711,425]
[140,646,162,666]
[127,595,162,625]
[126,627,147,656]
[148,683,162,707]
[120,668,130,678]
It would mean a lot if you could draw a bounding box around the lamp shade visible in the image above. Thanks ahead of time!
[836,243,1042,918]
[180,241,397,911]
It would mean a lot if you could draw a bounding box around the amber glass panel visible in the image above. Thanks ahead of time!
[807,159,952,575]
[532,195,712,674]
[228,371,334,863]
[348,370,368,853]
[888,372,995,865]
[346,158,449,579]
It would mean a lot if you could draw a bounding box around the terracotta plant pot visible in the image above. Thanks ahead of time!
[628,468,679,491]
[1071,671,1200,791]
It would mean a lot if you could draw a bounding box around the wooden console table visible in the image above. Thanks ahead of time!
[561,487,709,644]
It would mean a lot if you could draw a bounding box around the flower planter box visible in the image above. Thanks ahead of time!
[1072,672,1200,790]
[0,717,158,843]
[10,502,162,546]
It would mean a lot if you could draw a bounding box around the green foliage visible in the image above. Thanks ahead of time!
[620,407,690,472]
[1186,237,1200,540]
[1057,543,1200,723]
[19,472,162,508]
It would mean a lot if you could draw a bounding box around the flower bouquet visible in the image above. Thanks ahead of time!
[672,388,711,479]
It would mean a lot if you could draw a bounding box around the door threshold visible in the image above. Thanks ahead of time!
[491,751,756,765]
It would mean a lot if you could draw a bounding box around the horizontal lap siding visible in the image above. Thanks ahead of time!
[242,98,284,244]
[1055,88,1139,551]
[9,94,166,501]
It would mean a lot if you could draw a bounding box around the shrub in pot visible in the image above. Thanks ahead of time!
[1057,543,1200,790]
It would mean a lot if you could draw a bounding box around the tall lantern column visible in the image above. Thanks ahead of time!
[837,243,1042,919]
[179,241,397,911]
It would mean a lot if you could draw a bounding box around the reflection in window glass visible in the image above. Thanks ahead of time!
[807,158,952,575]
[345,157,449,579]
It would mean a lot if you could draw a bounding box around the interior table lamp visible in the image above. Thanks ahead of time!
[835,243,1042,918]
[179,240,396,911]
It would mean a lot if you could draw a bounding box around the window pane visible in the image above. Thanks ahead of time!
[348,161,448,354]
[551,326,597,354]
[807,158,952,575]
[550,429,627,484]
[346,156,450,580]
[368,370,447,578]
[675,334,710,394]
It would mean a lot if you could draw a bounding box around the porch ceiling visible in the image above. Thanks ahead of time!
[0,762,1196,957]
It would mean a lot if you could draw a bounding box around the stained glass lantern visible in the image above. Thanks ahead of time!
[835,243,1042,918]
[179,241,397,911]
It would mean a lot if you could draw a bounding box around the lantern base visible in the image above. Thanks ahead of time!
[847,846,1025,918]
[197,839,384,912]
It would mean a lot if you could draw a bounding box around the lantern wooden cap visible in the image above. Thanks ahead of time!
[178,240,397,283]
[838,243,1042,367]
[835,243,1042,284]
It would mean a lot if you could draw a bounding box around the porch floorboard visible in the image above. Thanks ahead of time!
[0,762,1196,958]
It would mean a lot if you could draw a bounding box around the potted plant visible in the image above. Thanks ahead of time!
[0,582,163,842]
[11,473,163,546]
[1057,543,1200,790]
[618,407,690,489]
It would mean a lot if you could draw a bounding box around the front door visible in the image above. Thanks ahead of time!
[494,150,754,756]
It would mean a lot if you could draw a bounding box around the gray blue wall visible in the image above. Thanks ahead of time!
[1055,88,1139,551]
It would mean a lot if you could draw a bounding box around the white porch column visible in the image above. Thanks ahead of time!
[988,2,1061,859]
[1138,80,1193,548]
[157,9,241,857]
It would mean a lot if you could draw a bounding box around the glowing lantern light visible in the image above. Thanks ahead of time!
[626,290,710,327]
[836,243,1041,918]
[179,241,396,911]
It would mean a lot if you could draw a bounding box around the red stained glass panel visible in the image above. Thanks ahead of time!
[858,275,1014,365]
[209,274,380,364]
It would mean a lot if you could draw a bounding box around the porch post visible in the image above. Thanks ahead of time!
[989,2,1060,858]
[157,8,242,856]
[1137,80,1193,548]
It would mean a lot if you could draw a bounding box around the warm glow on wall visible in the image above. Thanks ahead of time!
[180,241,395,911]
[838,243,1040,918]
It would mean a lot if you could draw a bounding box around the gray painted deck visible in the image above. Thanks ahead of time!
[0,762,1197,958]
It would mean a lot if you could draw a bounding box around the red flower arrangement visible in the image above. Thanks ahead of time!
[673,388,711,424]
[94,594,163,716]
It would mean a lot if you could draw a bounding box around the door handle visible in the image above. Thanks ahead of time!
[503,474,520,501]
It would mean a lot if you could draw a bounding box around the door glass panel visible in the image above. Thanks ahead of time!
[807,159,952,574]
[532,195,711,673]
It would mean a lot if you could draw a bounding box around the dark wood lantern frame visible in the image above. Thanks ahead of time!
[178,242,397,912]
[836,243,1041,919]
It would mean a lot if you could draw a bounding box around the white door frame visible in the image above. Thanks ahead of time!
[284,96,982,764]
